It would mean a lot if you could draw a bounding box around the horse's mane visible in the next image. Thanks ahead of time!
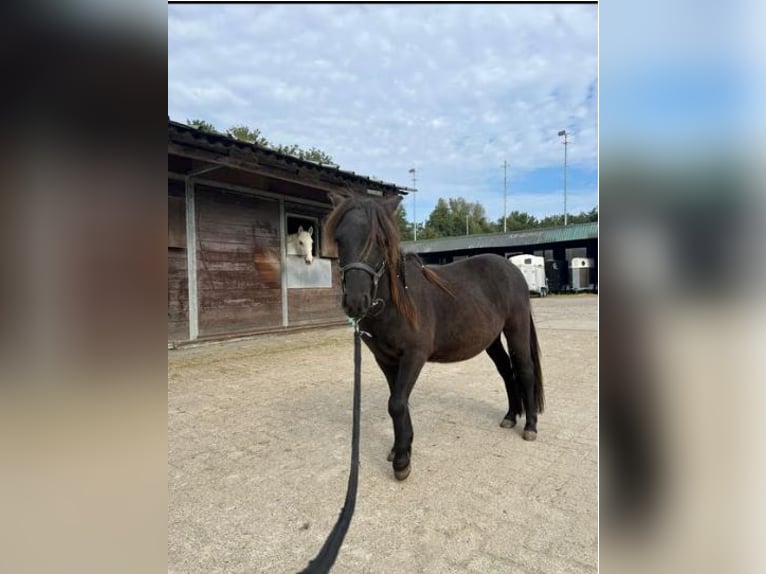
[324,193,452,329]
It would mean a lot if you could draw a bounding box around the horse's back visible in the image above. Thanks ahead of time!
[419,254,530,362]
[434,253,527,294]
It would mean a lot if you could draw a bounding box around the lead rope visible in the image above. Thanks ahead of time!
[298,321,363,573]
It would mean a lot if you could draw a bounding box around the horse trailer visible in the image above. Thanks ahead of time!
[570,257,595,292]
[509,254,548,296]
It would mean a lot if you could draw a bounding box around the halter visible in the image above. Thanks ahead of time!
[340,258,387,316]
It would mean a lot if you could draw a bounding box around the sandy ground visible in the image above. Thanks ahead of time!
[168,295,598,573]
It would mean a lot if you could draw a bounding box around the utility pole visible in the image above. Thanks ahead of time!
[408,168,417,240]
[558,130,568,226]
[466,213,469,236]
[503,160,508,233]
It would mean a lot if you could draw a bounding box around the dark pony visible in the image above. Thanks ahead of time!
[326,192,544,480]
[324,192,451,329]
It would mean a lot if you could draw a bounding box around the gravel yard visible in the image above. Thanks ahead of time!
[169,294,598,573]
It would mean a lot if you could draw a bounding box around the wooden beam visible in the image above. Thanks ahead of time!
[185,178,199,340]
[279,199,288,327]
[171,173,331,210]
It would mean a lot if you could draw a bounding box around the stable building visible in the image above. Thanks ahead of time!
[168,120,404,345]
[403,222,598,291]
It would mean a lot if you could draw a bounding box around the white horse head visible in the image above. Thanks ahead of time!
[287,225,314,264]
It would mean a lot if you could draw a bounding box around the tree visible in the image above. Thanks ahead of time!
[539,207,597,227]
[274,143,334,164]
[395,204,413,241]
[495,210,539,232]
[299,146,334,164]
[539,214,566,227]
[422,197,494,238]
[186,118,219,133]
[185,118,334,164]
[227,124,269,146]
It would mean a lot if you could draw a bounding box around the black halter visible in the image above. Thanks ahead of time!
[340,259,387,314]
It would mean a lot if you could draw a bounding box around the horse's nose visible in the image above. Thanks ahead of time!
[342,293,370,319]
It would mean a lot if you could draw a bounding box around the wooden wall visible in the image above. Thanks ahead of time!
[287,261,345,326]
[168,183,188,340]
[195,186,283,337]
[168,181,351,342]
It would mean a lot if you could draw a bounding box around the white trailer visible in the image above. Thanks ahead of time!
[508,254,548,296]
[570,257,595,292]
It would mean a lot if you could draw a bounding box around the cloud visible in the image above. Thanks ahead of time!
[168,4,598,221]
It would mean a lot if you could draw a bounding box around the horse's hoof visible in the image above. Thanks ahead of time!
[387,449,395,462]
[522,430,538,441]
[500,418,516,429]
[394,464,411,481]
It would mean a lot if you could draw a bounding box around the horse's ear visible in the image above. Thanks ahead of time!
[382,194,402,216]
[298,225,304,233]
[308,226,313,237]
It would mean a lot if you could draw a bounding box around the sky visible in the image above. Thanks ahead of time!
[168,4,598,225]
[598,0,760,158]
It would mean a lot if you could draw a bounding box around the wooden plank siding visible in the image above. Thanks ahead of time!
[287,261,345,326]
[168,182,189,341]
[168,247,189,341]
[167,179,350,342]
[195,186,283,337]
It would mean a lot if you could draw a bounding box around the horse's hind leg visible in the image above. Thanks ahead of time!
[486,336,522,429]
[504,323,539,441]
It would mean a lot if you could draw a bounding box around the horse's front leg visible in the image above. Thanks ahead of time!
[373,356,399,463]
[388,351,427,481]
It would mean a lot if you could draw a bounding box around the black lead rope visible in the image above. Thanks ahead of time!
[298,324,362,574]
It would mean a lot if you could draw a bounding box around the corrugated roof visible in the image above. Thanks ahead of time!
[168,119,406,195]
[403,221,598,254]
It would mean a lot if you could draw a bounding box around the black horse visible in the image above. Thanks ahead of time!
[325,193,544,480]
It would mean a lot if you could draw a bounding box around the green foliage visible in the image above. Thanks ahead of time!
[186,119,219,133]
[185,119,333,164]
[415,201,597,240]
[422,197,494,239]
[226,124,269,146]
[539,207,597,227]
[538,213,565,227]
[275,144,334,164]
[395,204,413,241]
[300,146,334,164]
[496,210,539,231]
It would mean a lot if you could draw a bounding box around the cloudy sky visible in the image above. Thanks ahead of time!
[168,4,598,225]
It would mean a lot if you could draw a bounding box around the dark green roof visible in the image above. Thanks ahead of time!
[402,221,597,254]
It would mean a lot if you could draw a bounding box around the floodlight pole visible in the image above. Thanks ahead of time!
[409,168,417,240]
[558,130,568,226]
[503,160,508,233]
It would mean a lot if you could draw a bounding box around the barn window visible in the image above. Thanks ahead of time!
[285,214,319,258]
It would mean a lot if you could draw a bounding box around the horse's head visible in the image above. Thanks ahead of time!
[295,226,314,264]
[327,193,402,319]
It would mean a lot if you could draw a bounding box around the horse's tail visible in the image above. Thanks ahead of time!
[530,311,545,414]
